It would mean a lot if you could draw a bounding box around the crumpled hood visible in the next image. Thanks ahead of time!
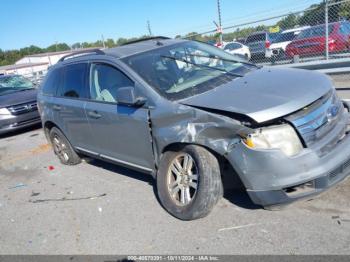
[0,89,38,108]
[180,67,332,123]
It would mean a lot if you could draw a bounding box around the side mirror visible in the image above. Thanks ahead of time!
[116,86,146,107]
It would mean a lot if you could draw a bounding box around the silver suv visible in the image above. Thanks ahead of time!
[38,37,350,220]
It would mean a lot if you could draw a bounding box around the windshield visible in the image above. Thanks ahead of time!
[246,33,266,43]
[123,41,252,100]
[0,75,34,95]
[273,32,297,43]
[297,24,335,39]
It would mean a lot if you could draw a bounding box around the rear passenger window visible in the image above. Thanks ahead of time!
[42,68,61,96]
[58,63,88,98]
[89,64,133,103]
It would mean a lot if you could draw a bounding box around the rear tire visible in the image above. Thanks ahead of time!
[49,127,81,165]
[157,145,223,220]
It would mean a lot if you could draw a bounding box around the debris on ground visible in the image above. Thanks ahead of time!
[31,191,40,197]
[8,183,27,190]
[98,207,102,213]
[331,215,350,225]
[48,165,55,171]
[29,193,107,203]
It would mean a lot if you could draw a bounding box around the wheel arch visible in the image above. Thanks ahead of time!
[159,142,245,190]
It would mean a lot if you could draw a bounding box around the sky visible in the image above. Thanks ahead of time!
[0,0,322,50]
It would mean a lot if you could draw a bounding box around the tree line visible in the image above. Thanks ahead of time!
[1,0,349,66]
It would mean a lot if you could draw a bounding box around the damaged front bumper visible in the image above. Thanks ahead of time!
[226,111,350,207]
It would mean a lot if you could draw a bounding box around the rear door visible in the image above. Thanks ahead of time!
[53,63,92,149]
[83,61,154,172]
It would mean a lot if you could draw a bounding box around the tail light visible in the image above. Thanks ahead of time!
[328,38,336,50]
[265,40,271,49]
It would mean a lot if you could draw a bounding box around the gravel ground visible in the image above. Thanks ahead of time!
[0,90,349,255]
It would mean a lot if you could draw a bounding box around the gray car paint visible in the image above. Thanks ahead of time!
[38,39,350,207]
[180,67,332,123]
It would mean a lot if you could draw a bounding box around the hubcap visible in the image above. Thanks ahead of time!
[52,135,69,162]
[167,153,198,206]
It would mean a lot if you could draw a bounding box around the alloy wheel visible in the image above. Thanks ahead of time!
[166,153,199,206]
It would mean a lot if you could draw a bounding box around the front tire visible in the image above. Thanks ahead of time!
[157,145,223,220]
[49,127,81,165]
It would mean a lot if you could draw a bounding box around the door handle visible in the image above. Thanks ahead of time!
[53,105,61,111]
[88,110,102,119]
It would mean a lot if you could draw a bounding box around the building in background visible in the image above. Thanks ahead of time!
[0,48,102,82]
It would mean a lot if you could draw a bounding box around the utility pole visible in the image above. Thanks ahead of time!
[217,0,223,45]
[101,34,106,48]
[147,20,153,36]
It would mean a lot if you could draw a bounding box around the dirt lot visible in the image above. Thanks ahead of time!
[0,89,350,255]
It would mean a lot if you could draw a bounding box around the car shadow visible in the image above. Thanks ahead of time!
[86,158,154,185]
[223,189,260,210]
[85,158,261,210]
[0,124,42,139]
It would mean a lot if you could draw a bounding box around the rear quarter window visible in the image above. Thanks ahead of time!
[246,33,266,43]
[41,68,62,96]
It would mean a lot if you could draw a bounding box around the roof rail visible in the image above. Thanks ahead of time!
[58,49,105,62]
[121,36,171,46]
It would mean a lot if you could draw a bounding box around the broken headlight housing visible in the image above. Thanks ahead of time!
[243,124,303,157]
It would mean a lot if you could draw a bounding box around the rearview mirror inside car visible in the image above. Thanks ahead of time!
[116,86,146,107]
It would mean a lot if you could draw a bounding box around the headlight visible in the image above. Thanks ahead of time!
[0,108,11,115]
[243,124,303,157]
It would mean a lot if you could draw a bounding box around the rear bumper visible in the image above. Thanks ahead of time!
[225,111,350,207]
[0,111,41,135]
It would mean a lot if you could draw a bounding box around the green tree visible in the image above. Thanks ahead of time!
[277,14,299,30]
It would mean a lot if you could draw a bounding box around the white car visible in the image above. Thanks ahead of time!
[265,26,310,59]
[223,41,251,60]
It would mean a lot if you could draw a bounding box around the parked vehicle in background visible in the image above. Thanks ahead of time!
[245,31,280,60]
[0,75,40,135]
[286,21,350,58]
[265,26,310,59]
[38,37,350,220]
[223,41,251,60]
[215,41,227,48]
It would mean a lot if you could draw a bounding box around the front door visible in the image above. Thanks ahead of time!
[84,62,154,171]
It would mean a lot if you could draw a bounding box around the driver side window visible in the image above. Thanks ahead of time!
[89,63,133,103]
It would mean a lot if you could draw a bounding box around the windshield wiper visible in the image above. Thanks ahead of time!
[187,53,261,68]
[161,55,244,78]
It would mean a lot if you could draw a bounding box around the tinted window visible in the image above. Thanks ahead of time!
[246,33,266,43]
[297,24,335,39]
[42,69,61,96]
[273,32,297,43]
[58,63,87,98]
[89,64,133,103]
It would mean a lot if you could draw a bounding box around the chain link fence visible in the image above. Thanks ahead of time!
[184,0,350,67]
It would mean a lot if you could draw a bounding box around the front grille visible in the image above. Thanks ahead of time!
[285,91,344,146]
[7,101,37,115]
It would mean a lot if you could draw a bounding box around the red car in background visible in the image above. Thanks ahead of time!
[285,21,350,58]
